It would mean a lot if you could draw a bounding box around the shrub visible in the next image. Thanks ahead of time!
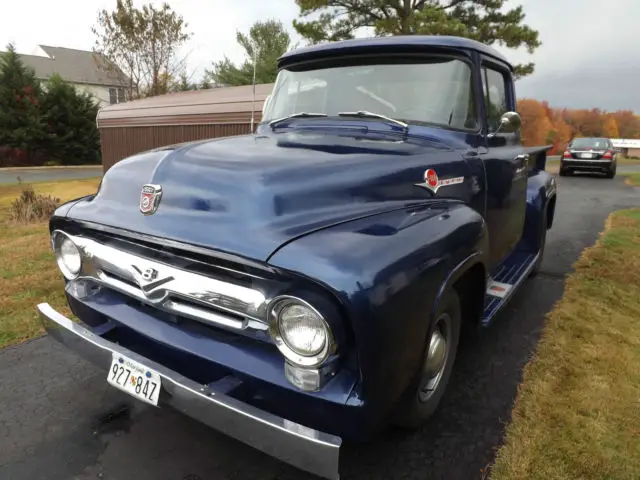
[10,183,60,223]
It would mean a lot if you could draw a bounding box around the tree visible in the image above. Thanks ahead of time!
[205,20,291,86]
[93,0,192,98]
[611,110,640,139]
[40,75,101,165]
[0,44,48,158]
[551,115,571,153]
[293,0,541,78]
[517,99,553,147]
[602,116,620,139]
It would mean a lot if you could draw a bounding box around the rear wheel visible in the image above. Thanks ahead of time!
[393,290,461,429]
[605,164,616,179]
[559,163,569,176]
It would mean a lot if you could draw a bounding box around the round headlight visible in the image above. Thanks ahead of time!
[269,297,334,367]
[279,303,327,356]
[53,232,82,279]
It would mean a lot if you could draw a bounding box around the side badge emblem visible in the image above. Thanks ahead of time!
[140,184,162,215]
[415,169,464,194]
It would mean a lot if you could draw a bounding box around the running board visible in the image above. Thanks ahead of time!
[481,251,538,325]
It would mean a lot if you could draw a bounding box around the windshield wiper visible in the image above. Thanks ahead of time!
[337,110,408,131]
[269,112,327,129]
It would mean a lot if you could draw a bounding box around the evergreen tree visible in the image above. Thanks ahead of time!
[206,20,291,86]
[293,0,540,78]
[0,43,48,158]
[40,75,101,165]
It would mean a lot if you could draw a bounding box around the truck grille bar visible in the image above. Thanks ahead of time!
[59,231,270,332]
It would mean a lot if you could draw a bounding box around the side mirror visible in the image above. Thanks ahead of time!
[262,94,271,116]
[490,111,521,136]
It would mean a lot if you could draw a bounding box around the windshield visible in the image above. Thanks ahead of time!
[263,57,477,131]
[570,138,610,149]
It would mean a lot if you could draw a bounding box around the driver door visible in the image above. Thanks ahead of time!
[480,61,528,269]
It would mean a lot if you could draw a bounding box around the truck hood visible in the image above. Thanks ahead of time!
[68,131,465,262]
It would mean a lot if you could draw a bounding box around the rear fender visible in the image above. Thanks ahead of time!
[524,144,553,172]
[522,169,557,252]
[268,200,488,423]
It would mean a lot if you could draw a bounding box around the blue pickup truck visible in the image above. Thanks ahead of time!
[39,36,556,479]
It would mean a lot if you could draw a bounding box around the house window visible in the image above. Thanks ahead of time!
[109,87,126,105]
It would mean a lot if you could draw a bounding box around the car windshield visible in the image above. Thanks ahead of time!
[570,138,609,149]
[263,57,477,131]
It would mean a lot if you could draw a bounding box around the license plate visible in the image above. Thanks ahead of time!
[107,353,161,406]
[581,152,593,159]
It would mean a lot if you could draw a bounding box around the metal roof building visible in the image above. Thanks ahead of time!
[97,83,273,171]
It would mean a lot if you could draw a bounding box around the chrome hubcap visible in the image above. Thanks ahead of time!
[419,313,451,402]
[425,331,447,378]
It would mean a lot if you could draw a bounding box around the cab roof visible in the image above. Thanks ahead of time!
[279,35,512,71]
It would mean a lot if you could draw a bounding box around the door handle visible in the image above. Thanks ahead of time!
[515,153,530,163]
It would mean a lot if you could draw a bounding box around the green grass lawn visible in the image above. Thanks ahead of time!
[0,178,101,347]
[492,209,640,480]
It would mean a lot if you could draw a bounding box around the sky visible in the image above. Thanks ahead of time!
[1,0,639,112]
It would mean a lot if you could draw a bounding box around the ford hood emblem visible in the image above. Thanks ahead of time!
[140,184,162,215]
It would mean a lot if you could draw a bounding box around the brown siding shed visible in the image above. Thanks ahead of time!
[97,83,274,171]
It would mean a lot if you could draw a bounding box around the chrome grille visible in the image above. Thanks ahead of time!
[61,232,269,332]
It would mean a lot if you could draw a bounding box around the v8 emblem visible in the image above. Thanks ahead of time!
[141,268,158,281]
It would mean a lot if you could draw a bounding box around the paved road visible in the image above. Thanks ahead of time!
[0,167,103,185]
[0,174,638,480]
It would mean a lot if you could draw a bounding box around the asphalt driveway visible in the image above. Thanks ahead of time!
[0,174,638,480]
[0,166,103,185]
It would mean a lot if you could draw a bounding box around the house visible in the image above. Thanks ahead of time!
[16,45,130,107]
[611,138,640,158]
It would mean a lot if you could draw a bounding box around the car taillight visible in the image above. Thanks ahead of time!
[562,150,571,158]
[603,150,613,159]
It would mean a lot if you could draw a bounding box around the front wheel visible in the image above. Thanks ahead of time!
[393,290,461,429]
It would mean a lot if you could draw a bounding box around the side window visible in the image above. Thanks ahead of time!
[482,66,508,132]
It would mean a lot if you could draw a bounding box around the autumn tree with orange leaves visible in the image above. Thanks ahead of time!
[516,99,640,153]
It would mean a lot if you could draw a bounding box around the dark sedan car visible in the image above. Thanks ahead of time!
[560,137,617,178]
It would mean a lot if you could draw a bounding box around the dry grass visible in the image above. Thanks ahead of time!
[623,172,640,187]
[9,184,61,223]
[0,178,100,347]
[491,209,640,480]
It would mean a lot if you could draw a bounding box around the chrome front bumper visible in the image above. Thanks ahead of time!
[38,303,341,480]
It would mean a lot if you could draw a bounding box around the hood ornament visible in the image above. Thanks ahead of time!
[415,169,464,194]
[140,184,162,215]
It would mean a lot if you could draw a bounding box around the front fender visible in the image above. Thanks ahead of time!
[268,200,488,425]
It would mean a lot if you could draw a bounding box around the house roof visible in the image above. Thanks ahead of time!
[14,45,129,87]
[279,35,512,70]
